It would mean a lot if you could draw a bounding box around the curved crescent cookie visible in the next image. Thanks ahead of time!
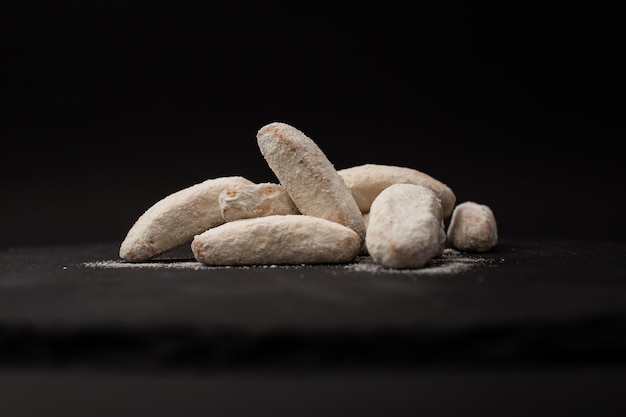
[256,122,366,242]
[338,163,456,218]
[119,176,254,262]
[191,214,361,265]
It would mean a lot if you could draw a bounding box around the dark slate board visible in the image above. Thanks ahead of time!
[1,238,625,373]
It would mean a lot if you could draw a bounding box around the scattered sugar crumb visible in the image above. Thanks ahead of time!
[344,249,495,275]
[81,260,215,270]
[80,248,497,275]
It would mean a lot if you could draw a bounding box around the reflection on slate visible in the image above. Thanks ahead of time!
[0,238,625,373]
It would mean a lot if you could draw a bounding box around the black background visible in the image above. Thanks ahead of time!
[2,4,626,415]
[3,2,624,248]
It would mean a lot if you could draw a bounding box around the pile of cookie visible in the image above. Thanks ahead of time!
[119,122,497,269]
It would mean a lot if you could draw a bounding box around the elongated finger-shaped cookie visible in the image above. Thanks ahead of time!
[219,182,300,222]
[338,163,456,218]
[366,183,444,269]
[119,176,254,262]
[191,214,361,265]
[447,201,498,252]
[256,122,366,242]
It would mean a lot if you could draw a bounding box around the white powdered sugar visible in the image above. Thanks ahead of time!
[81,248,497,275]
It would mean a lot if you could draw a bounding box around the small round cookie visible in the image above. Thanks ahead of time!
[447,201,498,252]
